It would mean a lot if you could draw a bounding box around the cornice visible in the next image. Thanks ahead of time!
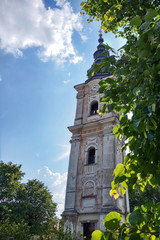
[68,116,119,134]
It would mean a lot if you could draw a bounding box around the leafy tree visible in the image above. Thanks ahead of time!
[0,161,57,239]
[0,161,25,239]
[0,161,24,202]
[129,184,160,212]
[81,0,160,239]
[14,179,57,237]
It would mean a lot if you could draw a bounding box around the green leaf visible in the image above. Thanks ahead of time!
[105,77,115,84]
[113,125,120,135]
[144,9,157,22]
[113,164,125,177]
[120,187,126,195]
[151,103,156,112]
[104,212,122,230]
[150,235,156,240]
[108,103,115,111]
[114,175,126,184]
[129,209,144,226]
[91,230,103,240]
[130,15,142,27]
[150,117,157,128]
[120,115,128,126]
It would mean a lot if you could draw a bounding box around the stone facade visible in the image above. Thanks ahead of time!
[62,35,129,239]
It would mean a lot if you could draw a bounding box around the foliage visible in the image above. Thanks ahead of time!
[81,0,160,239]
[0,161,24,202]
[129,184,160,212]
[0,219,30,240]
[91,203,160,240]
[53,220,77,240]
[0,161,57,240]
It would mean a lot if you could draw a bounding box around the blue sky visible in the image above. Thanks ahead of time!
[0,0,126,217]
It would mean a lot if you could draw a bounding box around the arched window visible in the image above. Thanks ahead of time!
[88,147,95,164]
[90,101,98,115]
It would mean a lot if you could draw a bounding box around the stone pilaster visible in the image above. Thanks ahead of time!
[64,136,81,212]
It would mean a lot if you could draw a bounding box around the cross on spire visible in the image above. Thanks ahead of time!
[99,29,102,36]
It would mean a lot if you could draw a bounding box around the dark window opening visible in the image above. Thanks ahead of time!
[83,222,95,240]
[90,101,98,115]
[88,148,95,164]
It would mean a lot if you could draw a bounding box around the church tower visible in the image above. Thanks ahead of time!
[62,33,129,239]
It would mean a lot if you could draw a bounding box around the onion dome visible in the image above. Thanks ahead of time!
[86,30,110,83]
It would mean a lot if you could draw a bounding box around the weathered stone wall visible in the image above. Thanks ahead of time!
[63,77,129,237]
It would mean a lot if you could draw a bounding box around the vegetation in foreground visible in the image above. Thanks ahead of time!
[81,0,160,239]
[0,161,56,240]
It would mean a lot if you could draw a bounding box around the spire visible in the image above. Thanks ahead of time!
[86,30,110,82]
[93,30,106,64]
[98,30,104,44]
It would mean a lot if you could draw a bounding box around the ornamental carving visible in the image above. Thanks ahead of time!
[84,181,94,196]
[85,137,98,150]
[90,84,99,95]
[77,90,84,99]
[70,137,81,143]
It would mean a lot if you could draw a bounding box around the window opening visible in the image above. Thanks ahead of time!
[88,148,95,164]
[90,101,98,115]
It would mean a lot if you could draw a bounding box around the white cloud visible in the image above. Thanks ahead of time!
[56,144,70,161]
[36,166,68,218]
[63,80,71,84]
[80,33,87,42]
[70,55,83,64]
[55,0,67,7]
[0,0,84,63]
[0,75,2,82]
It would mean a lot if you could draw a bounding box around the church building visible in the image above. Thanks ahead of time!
[62,32,129,239]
